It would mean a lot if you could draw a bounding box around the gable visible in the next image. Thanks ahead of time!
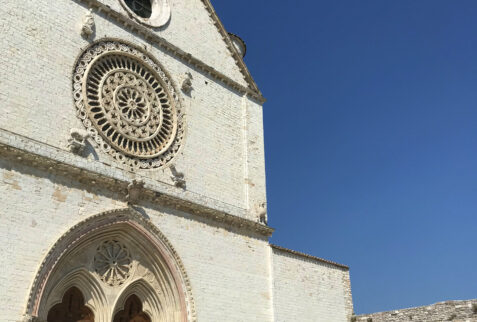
[98,0,261,96]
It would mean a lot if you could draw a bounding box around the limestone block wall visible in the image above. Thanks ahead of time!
[244,98,267,213]
[0,0,266,219]
[0,160,273,322]
[356,300,477,322]
[271,245,353,322]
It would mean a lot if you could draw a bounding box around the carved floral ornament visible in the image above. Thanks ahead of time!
[94,239,133,286]
[73,39,185,169]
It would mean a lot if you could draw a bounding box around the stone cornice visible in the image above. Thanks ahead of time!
[0,129,274,237]
[75,0,266,104]
[270,244,349,270]
[199,0,261,94]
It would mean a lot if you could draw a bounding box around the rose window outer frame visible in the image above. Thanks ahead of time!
[72,39,185,169]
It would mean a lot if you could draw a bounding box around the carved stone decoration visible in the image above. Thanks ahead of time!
[25,208,196,322]
[255,202,267,225]
[120,0,171,28]
[126,179,145,205]
[22,315,43,322]
[72,39,185,169]
[67,128,90,154]
[170,165,186,188]
[181,72,193,94]
[80,9,95,39]
[94,239,133,286]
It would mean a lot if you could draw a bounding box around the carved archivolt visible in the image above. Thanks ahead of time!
[25,208,195,322]
[73,39,185,169]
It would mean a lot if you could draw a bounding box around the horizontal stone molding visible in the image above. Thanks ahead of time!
[0,128,274,237]
[74,0,266,104]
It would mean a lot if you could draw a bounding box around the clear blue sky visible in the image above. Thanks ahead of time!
[213,0,477,315]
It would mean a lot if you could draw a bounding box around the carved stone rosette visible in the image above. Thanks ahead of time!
[94,239,132,286]
[72,39,185,169]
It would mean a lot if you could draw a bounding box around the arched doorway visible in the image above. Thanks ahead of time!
[26,208,195,322]
[47,287,94,322]
[113,295,151,322]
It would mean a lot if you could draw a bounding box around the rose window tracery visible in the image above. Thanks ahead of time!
[73,40,184,168]
[94,240,133,286]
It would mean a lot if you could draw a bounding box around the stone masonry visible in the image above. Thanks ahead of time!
[0,0,353,321]
[356,300,477,322]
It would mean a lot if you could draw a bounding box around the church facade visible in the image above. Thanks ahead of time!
[0,1,353,321]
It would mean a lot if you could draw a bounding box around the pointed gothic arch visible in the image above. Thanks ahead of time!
[47,287,94,322]
[25,208,196,322]
[113,294,151,322]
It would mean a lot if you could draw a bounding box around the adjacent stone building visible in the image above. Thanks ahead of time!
[0,0,353,321]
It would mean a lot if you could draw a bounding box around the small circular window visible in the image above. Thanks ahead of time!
[124,0,152,19]
[120,0,171,28]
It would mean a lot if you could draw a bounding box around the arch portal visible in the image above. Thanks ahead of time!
[25,208,195,322]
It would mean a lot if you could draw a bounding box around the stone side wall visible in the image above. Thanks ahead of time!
[0,0,265,218]
[271,246,353,322]
[0,161,273,322]
[356,300,477,322]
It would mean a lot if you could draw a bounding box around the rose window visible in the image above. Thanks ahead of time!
[94,240,133,286]
[73,40,184,168]
[115,86,150,126]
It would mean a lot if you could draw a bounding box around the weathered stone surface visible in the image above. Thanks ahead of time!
[356,300,477,322]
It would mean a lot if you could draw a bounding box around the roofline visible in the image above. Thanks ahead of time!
[200,0,262,96]
[74,0,266,104]
[270,244,349,270]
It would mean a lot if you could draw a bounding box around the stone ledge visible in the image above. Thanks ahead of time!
[0,128,274,237]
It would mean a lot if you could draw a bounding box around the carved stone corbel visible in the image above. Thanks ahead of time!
[255,202,268,225]
[80,9,95,39]
[126,179,145,205]
[67,128,90,154]
[181,72,193,94]
[170,165,186,189]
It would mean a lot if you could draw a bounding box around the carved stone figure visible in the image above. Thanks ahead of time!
[181,72,193,94]
[170,165,186,188]
[80,9,95,39]
[256,202,267,225]
[67,128,90,154]
[126,179,145,205]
